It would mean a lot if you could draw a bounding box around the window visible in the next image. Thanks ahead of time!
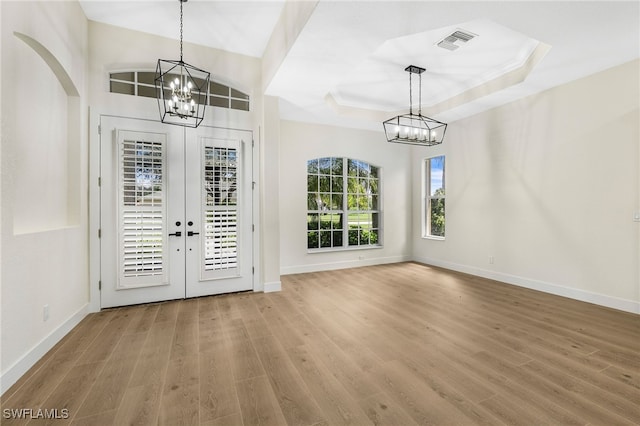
[109,71,250,111]
[307,158,381,250]
[424,155,445,238]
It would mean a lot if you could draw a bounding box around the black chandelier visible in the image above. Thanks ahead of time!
[383,65,447,146]
[155,0,210,128]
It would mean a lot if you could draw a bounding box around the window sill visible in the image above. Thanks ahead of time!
[422,235,445,241]
[307,244,383,254]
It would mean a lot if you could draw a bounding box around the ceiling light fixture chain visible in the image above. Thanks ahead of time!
[179,0,184,61]
[382,64,447,146]
[155,0,210,128]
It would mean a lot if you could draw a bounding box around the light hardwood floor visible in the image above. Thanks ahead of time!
[2,262,639,425]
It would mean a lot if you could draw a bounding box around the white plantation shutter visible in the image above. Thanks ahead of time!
[202,144,240,279]
[118,137,168,288]
[204,210,238,270]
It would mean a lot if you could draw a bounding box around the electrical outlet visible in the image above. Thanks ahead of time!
[43,304,50,322]
[488,256,494,265]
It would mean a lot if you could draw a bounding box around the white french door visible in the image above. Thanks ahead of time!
[99,116,253,308]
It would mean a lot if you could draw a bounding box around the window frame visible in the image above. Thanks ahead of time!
[423,155,446,240]
[306,157,383,252]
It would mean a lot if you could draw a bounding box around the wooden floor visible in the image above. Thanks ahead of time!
[2,262,639,425]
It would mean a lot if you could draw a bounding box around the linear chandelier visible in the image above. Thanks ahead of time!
[383,65,447,146]
[155,0,210,128]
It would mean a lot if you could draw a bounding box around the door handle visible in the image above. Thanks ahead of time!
[169,231,182,237]
[187,231,200,236]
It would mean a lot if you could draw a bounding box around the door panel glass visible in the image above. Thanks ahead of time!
[118,138,167,287]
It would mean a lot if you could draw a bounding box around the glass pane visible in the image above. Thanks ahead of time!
[371,195,378,210]
[210,96,229,108]
[371,213,379,229]
[348,229,359,246]
[320,231,332,248]
[348,213,361,228]
[359,230,369,245]
[430,198,445,237]
[347,194,357,210]
[231,99,250,111]
[137,72,156,85]
[307,159,319,174]
[110,81,135,95]
[319,194,331,210]
[307,214,319,230]
[357,195,368,211]
[307,175,318,192]
[347,177,358,194]
[333,214,343,230]
[307,194,318,210]
[319,176,330,192]
[369,229,379,245]
[331,176,343,193]
[331,194,342,210]
[320,214,335,230]
[430,156,445,197]
[331,158,343,175]
[318,157,332,174]
[369,178,379,194]
[333,231,343,247]
[370,166,379,179]
[359,179,368,194]
[230,88,249,99]
[210,82,229,96]
[347,159,358,176]
[307,232,318,249]
[138,85,156,98]
[111,72,134,82]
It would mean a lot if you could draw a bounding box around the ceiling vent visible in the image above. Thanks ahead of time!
[437,30,476,51]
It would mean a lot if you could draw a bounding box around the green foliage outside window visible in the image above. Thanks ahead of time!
[307,157,380,249]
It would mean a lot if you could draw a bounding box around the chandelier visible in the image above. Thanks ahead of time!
[383,65,447,146]
[155,0,210,128]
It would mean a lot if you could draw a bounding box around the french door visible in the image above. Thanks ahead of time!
[99,116,253,308]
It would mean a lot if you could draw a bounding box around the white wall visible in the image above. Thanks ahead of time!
[412,60,640,313]
[1,1,90,393]
[279,120,413,274]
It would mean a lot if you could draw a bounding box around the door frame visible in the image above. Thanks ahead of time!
[88,111,260,312]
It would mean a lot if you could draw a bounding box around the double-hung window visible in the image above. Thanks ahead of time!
[424,155,445,238]
[307,157,381,250]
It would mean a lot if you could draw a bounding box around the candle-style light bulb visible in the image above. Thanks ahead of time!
[430,130,437,142]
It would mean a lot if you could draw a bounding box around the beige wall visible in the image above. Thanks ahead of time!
[1,1,90,392]
[279,120,413,274]
[412,60,640,313]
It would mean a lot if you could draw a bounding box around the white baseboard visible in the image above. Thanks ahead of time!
[264,281,282,293]
[413,256,639,315]
[1,303,89,396]
[281,255,412,276]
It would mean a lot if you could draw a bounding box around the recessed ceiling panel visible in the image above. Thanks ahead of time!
[329,19,544,113]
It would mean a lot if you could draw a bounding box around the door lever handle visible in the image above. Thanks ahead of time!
[187,231,200,237]
[169,231,182,237]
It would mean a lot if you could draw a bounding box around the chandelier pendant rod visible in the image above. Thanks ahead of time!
[179,0,184,62]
